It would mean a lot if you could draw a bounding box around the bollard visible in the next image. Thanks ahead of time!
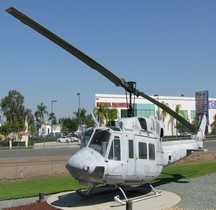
[39,192,45,202]
[126,200,132,210]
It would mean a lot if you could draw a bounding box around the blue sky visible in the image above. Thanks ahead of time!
[1,1,216,119]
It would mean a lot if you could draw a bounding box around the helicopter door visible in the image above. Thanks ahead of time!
[134,136,157,178]
[135,139,148,176]
[126,139,136,176]
[106,136,123,176]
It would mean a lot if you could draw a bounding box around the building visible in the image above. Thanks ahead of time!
[38,122,61,137]
[95,93,216,136]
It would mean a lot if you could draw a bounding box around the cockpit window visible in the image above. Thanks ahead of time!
[88,129,110,157]
[80,127,94,149]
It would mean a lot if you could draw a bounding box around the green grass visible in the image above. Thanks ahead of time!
[0,161,216,200]
[0,176,86,200]
[154,161,216,185]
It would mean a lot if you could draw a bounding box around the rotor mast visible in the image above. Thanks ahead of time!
[127,81,136,117]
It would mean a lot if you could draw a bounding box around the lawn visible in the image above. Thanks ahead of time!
[0,161,216,200]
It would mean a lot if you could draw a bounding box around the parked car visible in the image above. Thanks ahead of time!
[67,133,80,142]
[56,136,71,143]
[56,133,80,143]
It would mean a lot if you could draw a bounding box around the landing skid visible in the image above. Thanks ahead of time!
[76,185,118,198]
[76,184,161,205]
[114,184,162,205]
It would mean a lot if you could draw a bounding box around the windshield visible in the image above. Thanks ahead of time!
[88,129,111,157]
[80,127,94,149]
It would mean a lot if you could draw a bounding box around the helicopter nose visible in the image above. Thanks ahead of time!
[66,147,105,185]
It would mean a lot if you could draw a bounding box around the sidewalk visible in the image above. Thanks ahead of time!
[34,142,79,149]
[47,189,180,210]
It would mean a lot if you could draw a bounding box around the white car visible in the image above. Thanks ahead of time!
[67,133,80,142]
[56,136,71,143]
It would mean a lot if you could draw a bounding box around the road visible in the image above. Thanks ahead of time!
[0,142,79,159]
[0,140,215,159]
[0,142,80,180]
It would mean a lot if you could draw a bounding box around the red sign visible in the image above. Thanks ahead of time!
[96,102,111,107]
[97,102,129,108]
[112,102,129,108]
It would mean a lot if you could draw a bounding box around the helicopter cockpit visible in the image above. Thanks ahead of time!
[88,129,110,157]
[81,126,122,158]
[80,127,94,149]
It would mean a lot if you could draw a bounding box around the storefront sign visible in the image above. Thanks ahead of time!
[96,102,129,108]
[195,90,209,124]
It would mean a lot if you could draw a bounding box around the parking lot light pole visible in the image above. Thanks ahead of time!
[51,100,57,134]
[77,93,80,127]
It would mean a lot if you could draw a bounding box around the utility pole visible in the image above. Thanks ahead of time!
[77,93,80,127]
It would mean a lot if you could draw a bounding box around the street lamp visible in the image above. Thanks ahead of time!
[77,93,80,127]
[51,100,57,134]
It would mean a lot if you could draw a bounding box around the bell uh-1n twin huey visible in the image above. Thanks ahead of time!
[6,7,207,204]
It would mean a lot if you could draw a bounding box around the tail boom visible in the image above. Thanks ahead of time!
[162,115,207,166]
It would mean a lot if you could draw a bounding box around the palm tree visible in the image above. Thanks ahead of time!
[48,112,57,133]
[35,102,48,124]
[93,103,108,125]
[73,108,87,125]
[175,104,184,135]
[79,108,87,125]
[167,104,182,136]
[161,101,169,122]
[106,108,118,125]
[48,112,56,125]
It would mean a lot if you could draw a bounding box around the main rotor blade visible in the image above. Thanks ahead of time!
[137,91,197,133]
[6,7,198,133]
[5,7,123,87]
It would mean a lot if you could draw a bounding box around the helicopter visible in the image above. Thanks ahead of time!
[6,7,207,204]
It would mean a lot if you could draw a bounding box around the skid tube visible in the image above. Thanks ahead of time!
[114,184,162,205]
[76,185,119,198]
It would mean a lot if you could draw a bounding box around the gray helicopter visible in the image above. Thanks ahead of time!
[6,7,207,204]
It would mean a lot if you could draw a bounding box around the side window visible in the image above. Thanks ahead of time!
[149,143,155,160]
[128,140,134,158]
[138,142,147,159]
[108,136,121,160]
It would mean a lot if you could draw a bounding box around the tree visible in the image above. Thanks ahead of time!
[174,104,182,134]
[23,108,37,135]
[48,112,57,125]
[35,102,48,124]
[106,108,118,125]
[61,118,77,134]
[0,122,13,136]
[85,114,95,127]
[161,101,169,122]
[93,103,108,125]
[0,90,26,133]
[73,108,87,125]
[174,104,190,134]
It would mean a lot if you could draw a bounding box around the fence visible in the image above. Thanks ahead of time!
[0,138,215,180]
[0,143,79,180]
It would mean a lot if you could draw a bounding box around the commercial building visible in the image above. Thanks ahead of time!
[95,93,216,136]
